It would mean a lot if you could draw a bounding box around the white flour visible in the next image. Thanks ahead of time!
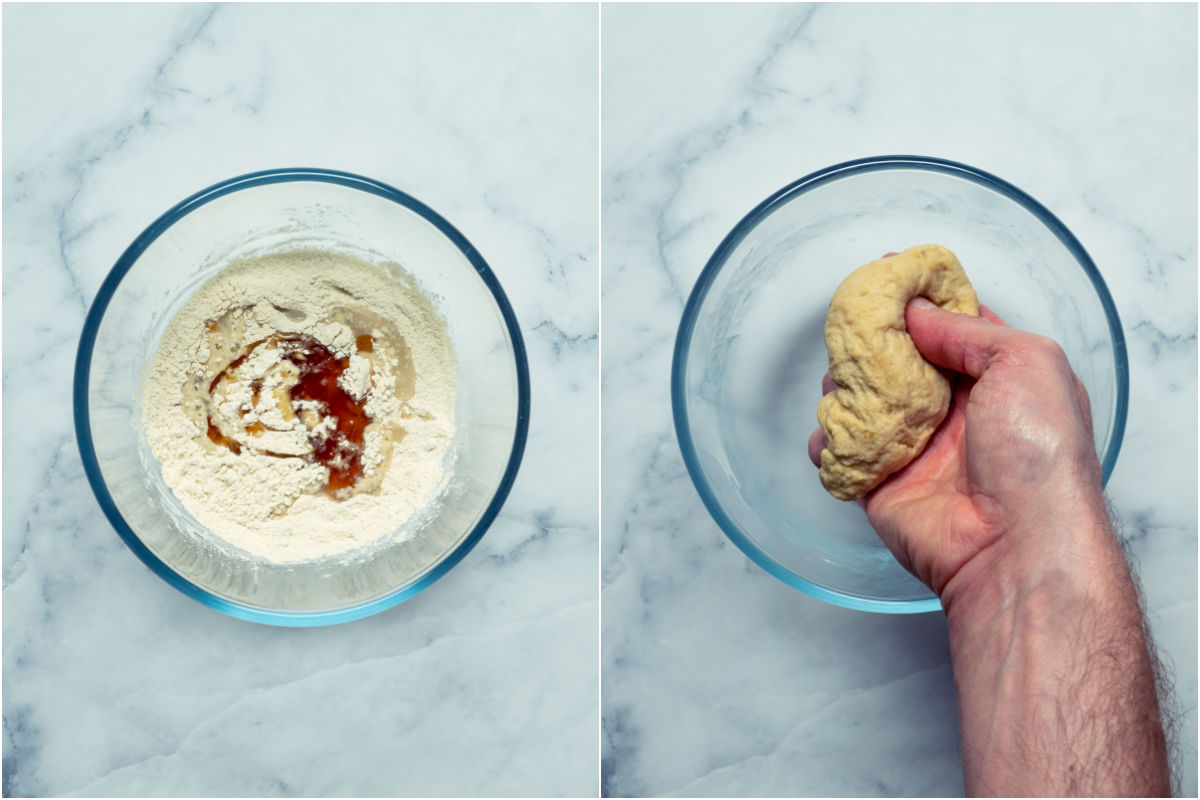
[142,249,456,563]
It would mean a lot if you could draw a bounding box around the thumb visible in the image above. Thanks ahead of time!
[905,297,1015,379]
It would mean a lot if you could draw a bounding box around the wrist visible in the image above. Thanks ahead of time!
[940,497,1121,622]
[939,504,1171,796]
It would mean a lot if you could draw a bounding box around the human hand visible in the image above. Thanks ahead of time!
[808,260,1169,797]
[808,291,1107,606]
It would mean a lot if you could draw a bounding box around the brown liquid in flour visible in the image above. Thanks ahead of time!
[206,333,374,497]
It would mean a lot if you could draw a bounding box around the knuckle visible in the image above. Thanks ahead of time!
[1026,334,1069,368]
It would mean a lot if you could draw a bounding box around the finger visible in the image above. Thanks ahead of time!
[882,251,900,258]
[978,303,1009,327]
[905,297,1022,379]
[808,427,826,467]
[821,371,835,395]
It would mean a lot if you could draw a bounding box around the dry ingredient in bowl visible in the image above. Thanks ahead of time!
[142,249,456,563]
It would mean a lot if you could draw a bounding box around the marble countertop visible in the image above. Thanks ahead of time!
[601,3,1196,797]
[5,3,1196,798]
[4,4,597,797]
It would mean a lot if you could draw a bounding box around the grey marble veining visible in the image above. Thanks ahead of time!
[601,3,1196,797]
[4,4,597,796]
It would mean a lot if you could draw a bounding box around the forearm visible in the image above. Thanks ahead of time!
[943,511,1170,797]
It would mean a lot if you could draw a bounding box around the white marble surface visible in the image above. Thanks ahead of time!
[601,3,1196,797]
[4,4,597,797]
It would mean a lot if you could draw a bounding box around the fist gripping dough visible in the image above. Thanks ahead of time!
[817,244,979,501]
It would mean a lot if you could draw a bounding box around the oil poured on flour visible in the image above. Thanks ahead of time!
[142,249,456,563]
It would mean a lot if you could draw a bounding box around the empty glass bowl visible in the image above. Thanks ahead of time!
[672,155,1128,613]
[75,169,529,625]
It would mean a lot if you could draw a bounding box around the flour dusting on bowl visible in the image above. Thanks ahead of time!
[142,248,456,563]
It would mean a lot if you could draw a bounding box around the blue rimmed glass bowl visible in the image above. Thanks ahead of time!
[75,168,530,626]
[672,155,1128,613]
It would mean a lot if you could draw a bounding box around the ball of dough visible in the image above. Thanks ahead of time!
[817,244,979,501]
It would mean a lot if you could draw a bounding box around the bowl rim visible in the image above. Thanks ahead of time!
[671,154,1130,614]
[73,167,531,627]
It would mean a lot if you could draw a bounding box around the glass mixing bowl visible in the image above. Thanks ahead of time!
[75,168,530,625]
[672,155,1128,613]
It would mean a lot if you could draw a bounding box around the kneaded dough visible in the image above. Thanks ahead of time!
[817,244,979,501]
